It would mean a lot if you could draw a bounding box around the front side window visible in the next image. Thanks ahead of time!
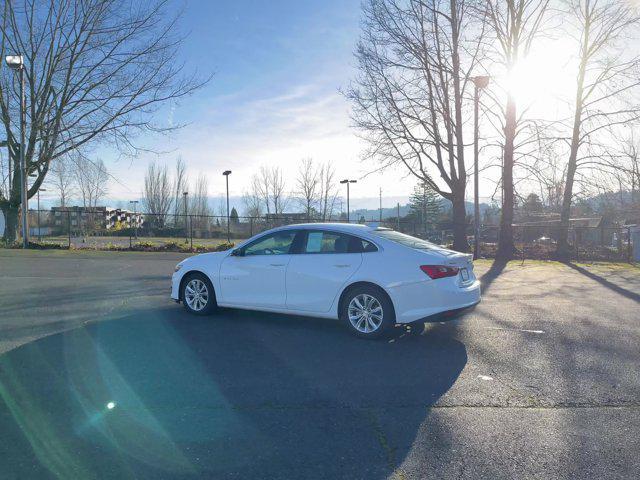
[243,231,297,256]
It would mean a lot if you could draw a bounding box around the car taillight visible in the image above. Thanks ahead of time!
[420,265,459,279]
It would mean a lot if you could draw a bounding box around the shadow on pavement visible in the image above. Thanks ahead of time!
[0,306,467,479]
[564,262,640,304]
[479,258,508,293]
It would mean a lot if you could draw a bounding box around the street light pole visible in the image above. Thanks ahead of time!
[129,200,139,239]
[472,75,490,259]
[340,179,357,223]
[223,170,232,243]
[5,55,28,248]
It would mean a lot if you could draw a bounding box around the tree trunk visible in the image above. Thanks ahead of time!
[557,154,578,259]
[557,20,588,260]
[451,192,469,252]
[497,94,516,258]
[1,204,20,243]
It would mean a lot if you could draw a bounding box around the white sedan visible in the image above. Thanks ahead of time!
[171,223,480,338]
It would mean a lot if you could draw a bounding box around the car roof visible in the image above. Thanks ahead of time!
[233,223,389,250]
[275,223,375,234]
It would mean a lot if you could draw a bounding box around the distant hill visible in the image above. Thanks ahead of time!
[352,200,492,221]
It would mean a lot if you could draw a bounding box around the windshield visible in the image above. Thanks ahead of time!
[372,229,441,250]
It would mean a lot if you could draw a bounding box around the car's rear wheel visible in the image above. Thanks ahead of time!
[341,285,395,338]
[182,273,216,315]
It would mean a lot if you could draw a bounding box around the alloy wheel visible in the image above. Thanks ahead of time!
[348,293,384,334]
[185,278,209,312]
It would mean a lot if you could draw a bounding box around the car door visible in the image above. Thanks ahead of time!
[285,230,364,313]
[219,230,300,308]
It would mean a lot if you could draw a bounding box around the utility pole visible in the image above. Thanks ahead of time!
[340,179,357,223]
[396,202,400,230]
[472,75,490,259]
[223,170,232,243]
[29,173,45,241]
[129,200,139,239]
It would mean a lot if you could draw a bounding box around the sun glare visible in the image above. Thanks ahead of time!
[502,38,578,116]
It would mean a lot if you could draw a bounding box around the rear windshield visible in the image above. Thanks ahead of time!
[372,229,439,250]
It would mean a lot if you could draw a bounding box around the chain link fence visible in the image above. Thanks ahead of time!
[20,208,637,262]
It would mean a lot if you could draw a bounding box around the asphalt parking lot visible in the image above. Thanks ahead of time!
[0,250,639,479]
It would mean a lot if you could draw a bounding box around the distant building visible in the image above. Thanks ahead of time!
[512,216,619,245]
[264,212,309,224]
[51,206,143,230]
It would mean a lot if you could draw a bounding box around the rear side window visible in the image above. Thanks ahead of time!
[372,229,437,250]
[302,231,378,254]
[349,236,378,253]
[304,231,348,253]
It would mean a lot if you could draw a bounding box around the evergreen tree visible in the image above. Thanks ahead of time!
[230,207,240,225]
[521,193,544,217]
[408,182,441,235]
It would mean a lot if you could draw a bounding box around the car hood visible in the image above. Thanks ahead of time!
[179,250,228,268]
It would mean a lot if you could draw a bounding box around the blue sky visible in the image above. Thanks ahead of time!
[96,0,414,210]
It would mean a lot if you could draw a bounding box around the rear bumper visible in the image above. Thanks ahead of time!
[415,300,479,324]
[389,278,481,324]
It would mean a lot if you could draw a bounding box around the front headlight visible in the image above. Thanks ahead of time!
[174,263,183,272]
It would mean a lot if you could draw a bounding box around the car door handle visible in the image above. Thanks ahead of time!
[334,264,351,268]
[270,263,286,267]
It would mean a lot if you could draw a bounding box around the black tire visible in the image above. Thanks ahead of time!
[181,272,216,315]
[340,285,395,338]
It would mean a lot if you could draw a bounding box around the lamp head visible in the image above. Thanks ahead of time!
[471,75,490,89]
[5,55,24,69]
[340,180,348,184]
[223,170,232,176]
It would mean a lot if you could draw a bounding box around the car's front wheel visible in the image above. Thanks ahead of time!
[341,285,395,338]
[182,273,216,315]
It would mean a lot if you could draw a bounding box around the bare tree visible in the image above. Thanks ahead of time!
[269,167,288,215]
[172,157,188,227]
[347,0,487,252]
[48,156,76,207]
[249,166,288,216]
[296,158,320,220]
[143,161,173,227]
[318,162,338,221]
[75,157,108,209]
[0,0,206,241]
[215,198,227,227]
[555,0,640,257]
[189,173,211,230]
[251,167,272,215]
[622,135,640,208]
[483,0,550,257]
[242,191,263,218]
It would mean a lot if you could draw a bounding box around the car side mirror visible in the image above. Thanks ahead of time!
[231,248,243,257]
